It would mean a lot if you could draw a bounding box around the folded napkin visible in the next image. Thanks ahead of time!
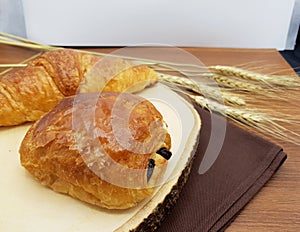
[157,106,287,232]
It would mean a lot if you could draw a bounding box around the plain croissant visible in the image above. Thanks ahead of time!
[0,49,158,126]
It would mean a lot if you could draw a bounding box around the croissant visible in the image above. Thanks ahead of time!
[19,92,172,209]
[0,49,158,126]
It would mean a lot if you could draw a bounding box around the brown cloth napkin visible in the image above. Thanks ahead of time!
[157,106,287,232]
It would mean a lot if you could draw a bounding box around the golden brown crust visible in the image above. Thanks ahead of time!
[0,66,64,126]
[103,65,159,93]
[78,56,158,94]
[0,49,158,126]
[20,92,171,209]
[29,49,100,96]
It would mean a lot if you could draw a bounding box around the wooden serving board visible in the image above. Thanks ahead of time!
[0,84,201,232]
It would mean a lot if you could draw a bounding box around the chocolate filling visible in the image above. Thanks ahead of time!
[147,158,155,182]
[156,147,172,160]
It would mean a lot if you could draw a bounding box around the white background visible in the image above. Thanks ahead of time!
[0,0,300,50]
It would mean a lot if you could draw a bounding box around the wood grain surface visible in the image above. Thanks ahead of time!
[1,44,299,231]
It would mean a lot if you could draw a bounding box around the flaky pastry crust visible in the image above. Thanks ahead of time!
[20,92,171,209]
[0,49,158,126]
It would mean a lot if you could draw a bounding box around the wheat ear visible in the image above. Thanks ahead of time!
[189,95,300,145]
[209,65,300,88]
[158,73,246,106]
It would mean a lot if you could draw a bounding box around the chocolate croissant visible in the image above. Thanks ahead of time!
[0,49,158,126]
[19,92,172,209]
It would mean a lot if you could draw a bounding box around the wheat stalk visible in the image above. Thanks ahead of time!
[0,64,27,68]
[212,74,267,92]
[1,32,299,89]
[209,65,300,88]
[189,95,300,145]
[0,32,57,51]
[158,73,246,106]
[0,52,42,76]
[1,32,300,145]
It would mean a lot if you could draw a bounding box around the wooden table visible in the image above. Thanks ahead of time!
[1,44,299,231]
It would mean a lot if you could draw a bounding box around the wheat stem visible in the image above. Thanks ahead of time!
[0,52,42,76]
[0,35,212,73]
[0,39,56,51]
[1,33,298,88]
[0,32,43,45]
[1,32,300,145]
[0,64,27,68]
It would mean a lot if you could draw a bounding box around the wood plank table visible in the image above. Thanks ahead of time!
[1,44,299,231]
